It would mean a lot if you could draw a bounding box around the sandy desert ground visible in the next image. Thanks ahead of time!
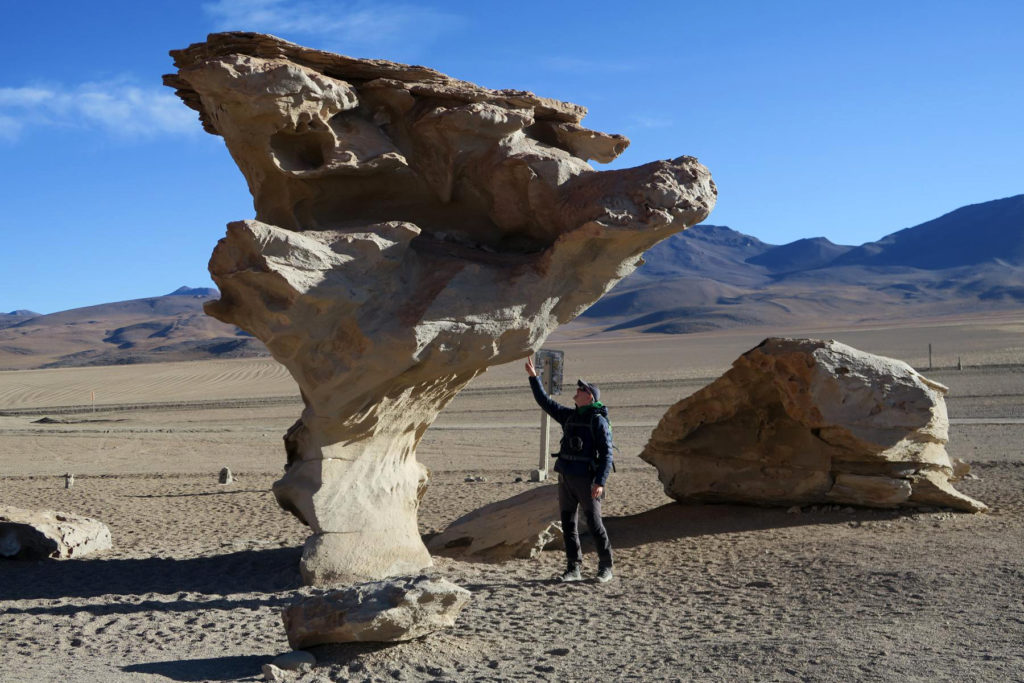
[2,318,1024,682]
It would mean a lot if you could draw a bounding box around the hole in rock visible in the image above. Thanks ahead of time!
[270,130,329,171]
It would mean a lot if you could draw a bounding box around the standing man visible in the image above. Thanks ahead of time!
[525,356,614,583]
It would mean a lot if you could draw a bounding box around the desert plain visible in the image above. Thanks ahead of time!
[2,316,1024,682]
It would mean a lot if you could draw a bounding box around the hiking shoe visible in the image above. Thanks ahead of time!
[558,565,583,582]
[596,566,614,583]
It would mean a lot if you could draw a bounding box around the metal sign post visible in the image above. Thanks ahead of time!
[531,349,564,482]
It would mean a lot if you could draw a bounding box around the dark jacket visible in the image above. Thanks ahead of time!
[529,376,614,486]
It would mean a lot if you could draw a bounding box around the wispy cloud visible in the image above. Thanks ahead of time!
[0,81,197,142]
[203,0,463,57]
[540,56,640,75]
[631,116,674,129]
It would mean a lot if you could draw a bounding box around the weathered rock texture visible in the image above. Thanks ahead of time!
[640,338,986,512]
[282,576,471,648]
[428,485,563,561]
[0,506,112,560]
[165,32,716,584]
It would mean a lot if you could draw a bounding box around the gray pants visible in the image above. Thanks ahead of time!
[558,473,613,568]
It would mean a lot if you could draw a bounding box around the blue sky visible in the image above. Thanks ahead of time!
[2,0,1021,313]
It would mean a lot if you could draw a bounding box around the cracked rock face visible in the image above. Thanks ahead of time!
[640,338,987,512]
[166,32,716,585]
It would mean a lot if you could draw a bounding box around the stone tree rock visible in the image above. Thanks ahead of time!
[282,575,471,648]
[165,32,716,584]
[0,506,112,560]
[428,485,563,561]
[640,338,986,512]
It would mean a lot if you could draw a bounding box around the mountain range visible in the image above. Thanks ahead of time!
[580,193,1024,334]
[1,194,1021,369]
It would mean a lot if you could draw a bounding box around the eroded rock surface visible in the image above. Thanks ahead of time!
[282,575,470,648]
[640,338,986,512]
[0,506,112,560]
[428,485,563,561]
[166,32,716,584]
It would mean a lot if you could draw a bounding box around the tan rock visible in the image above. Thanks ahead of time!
[428,485,563,561]
[166,32,716,584]
[282,576,471,648]
[0,506,112,560]
[640,338,987,512]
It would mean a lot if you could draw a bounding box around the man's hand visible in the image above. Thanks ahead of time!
[525,357,538,377]
[592,484,604,499]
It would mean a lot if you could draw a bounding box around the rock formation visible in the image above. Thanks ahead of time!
[282,575,471,648]
[165,32,716,584]
[0,506,112,560]
[428,485,563,561]
[640,338,986,512]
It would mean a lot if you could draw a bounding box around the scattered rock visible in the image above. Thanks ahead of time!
[261,663,285,682]
[272,650,316,672]
[0,506,112,560]
[282,575,471,648]
[218,467,233,485]
[64,473,74,489]
[428,486,562,561]
[786,505,802,515]
[641,338,987,513]
[165,32,716,585]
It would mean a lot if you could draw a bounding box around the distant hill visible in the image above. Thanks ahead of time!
[577,194,1024,333]
[747,237,853,273]
[831,194,1024,269]
[0,288,267,370]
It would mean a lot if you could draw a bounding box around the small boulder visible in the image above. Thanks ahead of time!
[427,485,563,561]
[219,467,233,485]
[282,575,470,648]
[272,650,316,672]
[0,506,112,560]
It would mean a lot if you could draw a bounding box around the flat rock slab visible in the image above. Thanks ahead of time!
[0,506,112,560]
[282,575,471,648]
[428,485,563,561]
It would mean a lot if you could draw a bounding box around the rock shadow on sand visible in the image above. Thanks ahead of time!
[605,502,909,549]
[122,655,267,682]
[0,546,303,603]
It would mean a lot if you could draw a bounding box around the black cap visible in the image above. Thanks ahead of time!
[577,379,600,401]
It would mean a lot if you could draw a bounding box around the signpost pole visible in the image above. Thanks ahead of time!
[530,349,563,483]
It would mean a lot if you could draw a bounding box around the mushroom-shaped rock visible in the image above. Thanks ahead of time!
[0,506,112,560]
[282,575,471,648]
[428,485,563,561]
[165,32,716,585]
[640,338,986,512]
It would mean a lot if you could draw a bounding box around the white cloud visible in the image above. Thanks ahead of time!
[0,81,197,142]
[202,0,462,57]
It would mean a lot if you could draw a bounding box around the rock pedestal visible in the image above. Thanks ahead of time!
[640,338,986,512]
[166,32,716,584]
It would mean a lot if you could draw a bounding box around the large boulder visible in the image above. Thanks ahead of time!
[640,338,987,512]
[428,485,563,561]
[0,506,112,559]
[165,32,716,584]
[282,575,471,648]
